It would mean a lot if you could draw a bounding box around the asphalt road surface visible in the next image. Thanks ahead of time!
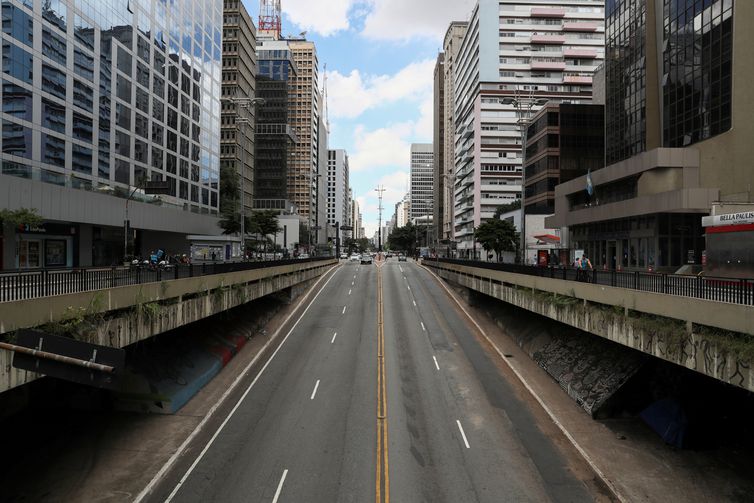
[146,260,604,503]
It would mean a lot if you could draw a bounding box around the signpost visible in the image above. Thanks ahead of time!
[11,330,126,390]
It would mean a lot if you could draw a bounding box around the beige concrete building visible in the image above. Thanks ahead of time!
[440,22,468,247]
[547,0,753,272]
[221,0,257,215]
[287,40,322,225]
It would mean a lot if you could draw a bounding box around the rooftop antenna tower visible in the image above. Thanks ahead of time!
[259,0,282,40]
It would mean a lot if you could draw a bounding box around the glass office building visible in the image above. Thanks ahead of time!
[1,0,223,268]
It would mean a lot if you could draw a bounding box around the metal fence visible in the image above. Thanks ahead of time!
[426,258,754,306]
[0,258,334,303]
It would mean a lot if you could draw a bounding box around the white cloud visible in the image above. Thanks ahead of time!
[328,59,435,119]
[361,0,476,42]
[280,0,355,37]
[349,122,413,172]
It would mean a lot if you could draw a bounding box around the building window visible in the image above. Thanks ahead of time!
[662,0,733,147]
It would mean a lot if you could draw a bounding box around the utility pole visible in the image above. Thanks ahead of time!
[375,185,385,252]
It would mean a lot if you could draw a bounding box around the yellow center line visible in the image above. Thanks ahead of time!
[376,266,389,503]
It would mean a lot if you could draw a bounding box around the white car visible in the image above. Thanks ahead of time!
[361,254,373,265]
[340,253,349,259]
[350,254,361,262]
[298,253,310,259]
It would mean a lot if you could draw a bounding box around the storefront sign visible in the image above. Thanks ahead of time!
[702,211,754,227]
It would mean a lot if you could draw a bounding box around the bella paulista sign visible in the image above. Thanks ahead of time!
[702,211,754,228]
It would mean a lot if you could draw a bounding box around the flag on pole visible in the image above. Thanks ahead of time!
[586,169,594,197]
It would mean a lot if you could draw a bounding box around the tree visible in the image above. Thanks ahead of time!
[474,219,519,261]
[387,223,417,253]
[218,165,242,235]
[493,199,521,218]
[248,210,281,254]
[0,208,43,228]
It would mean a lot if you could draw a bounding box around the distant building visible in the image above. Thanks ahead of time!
[548,0,752,272]
[410,144,434,222]
[253,41,298,211]
[327,150,350,229]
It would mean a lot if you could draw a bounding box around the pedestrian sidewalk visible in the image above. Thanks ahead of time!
[434,275,754,503]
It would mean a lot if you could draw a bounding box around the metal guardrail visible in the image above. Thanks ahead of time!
[0,258,334,303]
[425,258,754,306]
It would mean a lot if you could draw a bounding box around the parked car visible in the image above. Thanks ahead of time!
[298,253,310,259]
[340,253,349,259]
[361,254,373,265]
[398,254,407,262]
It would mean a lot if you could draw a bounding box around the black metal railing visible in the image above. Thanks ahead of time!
[425,258,754,306]
[0,258,334,303]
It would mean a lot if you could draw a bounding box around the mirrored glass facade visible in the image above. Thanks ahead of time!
[605,0,647,165]
[662,0,733,147]
[0,0,222,215]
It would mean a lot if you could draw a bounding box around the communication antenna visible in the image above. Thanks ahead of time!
[259,0,282,39]
[375,185,386,252]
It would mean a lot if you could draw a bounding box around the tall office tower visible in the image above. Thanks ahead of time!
[410,144,434,222]
[253,40,298,210]
[327,150,350,229]
[351,198,362,239]
[1,0,223,270]
[453,0,605,257]
[549,0,752,273]
[343,187,352,241]
[432,53,445,248]
[441,22,469,247]
[315,97,328,246]
[287,40,322,227]
[221,0,257,216]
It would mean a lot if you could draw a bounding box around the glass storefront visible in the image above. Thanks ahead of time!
[572,213,704,271]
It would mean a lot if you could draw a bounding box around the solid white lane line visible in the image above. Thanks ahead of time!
[433,356,440,370]
[342,306,347,314]
[310,380,320,400]
[331,332,337,344]
[150,266,341,503]
[272,469,288,503]
[457,420,470,449]
[412,300,417,307]
[420,322,426,331]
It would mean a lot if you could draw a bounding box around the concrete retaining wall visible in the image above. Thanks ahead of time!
[0,261,335,393]
[427,262,754,393]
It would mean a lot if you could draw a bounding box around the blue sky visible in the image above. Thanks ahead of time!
[242,0,475,236]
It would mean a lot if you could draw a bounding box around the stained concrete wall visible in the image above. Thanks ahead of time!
[425,262,754,393]
[0,260,336,393]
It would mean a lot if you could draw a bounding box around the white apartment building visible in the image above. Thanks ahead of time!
[326,149,350,229]
[453,0,604,256]
[410,144,434,222]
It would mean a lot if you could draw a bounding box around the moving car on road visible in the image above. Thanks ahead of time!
[398,254,407,262]
[361,254,373,265]
[350,254,361,262]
